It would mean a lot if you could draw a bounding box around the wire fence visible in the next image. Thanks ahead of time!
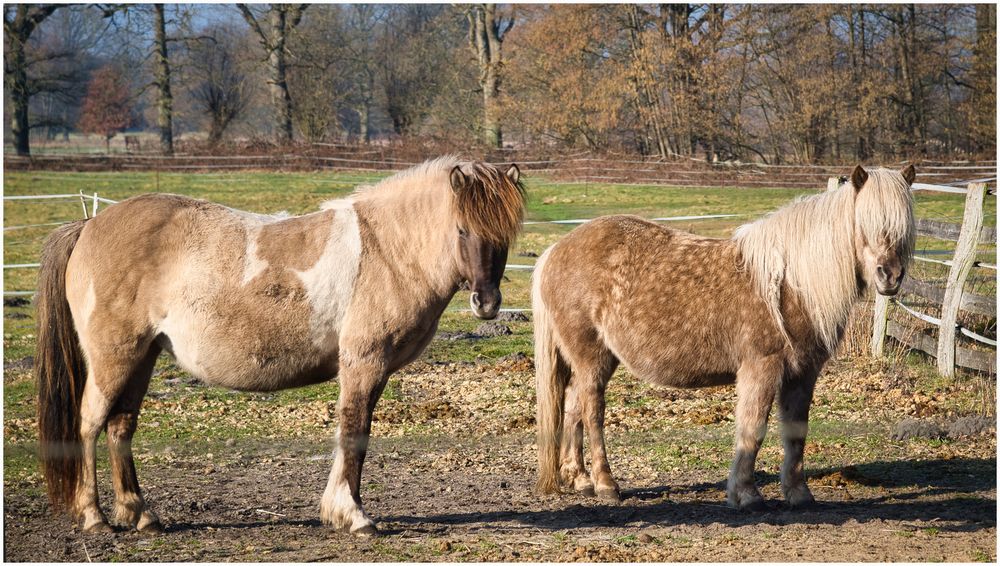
[6,149,995,189]
[5,173,992,302]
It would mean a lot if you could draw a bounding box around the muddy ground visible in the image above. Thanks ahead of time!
[4,356,997,562]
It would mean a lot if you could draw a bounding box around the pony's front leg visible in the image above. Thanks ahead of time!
[320,359,386,536]
[727,356,781,511]
[778,368,819,508]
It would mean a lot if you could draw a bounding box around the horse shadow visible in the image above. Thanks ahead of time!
[378,457,996,535]
[163,518,321,534]
[151,457,994,537]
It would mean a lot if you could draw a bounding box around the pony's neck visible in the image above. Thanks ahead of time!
[734,185,861,351]
[353,184,461,301]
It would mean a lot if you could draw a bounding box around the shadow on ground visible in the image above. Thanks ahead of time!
[376,457,995,535]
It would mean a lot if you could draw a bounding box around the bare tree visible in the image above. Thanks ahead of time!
[4,4,63,156]
[237,3,307,144]
[189,26,252,145]
[466,4,513,148]
[25,6,104,142]
[151,4,173,154]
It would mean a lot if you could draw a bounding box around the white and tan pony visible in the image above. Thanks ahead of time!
[36,157,524,536]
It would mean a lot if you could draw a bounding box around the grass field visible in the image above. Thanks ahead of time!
[3,168,996,561]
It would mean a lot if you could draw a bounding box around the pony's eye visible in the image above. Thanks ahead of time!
[458,227,468,238]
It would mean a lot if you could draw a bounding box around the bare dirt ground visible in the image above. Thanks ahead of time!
[4,357,997,562]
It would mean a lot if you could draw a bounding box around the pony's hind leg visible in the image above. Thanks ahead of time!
[107,346,163,532]
[727,355,782,511]
[778,366,820,508]
[559,382,593,495]
[76,376,115,532]
[75,336,157,532]
[574,352,620,501]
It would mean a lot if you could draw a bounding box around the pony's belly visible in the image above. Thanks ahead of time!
[156,315,340,392]
[606,325,738,389]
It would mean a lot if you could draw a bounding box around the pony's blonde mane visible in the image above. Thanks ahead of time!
[322,155,525,246]
[733,168,914,351]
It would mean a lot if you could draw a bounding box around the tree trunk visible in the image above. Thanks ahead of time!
[357,103,370,144]
[4,5,61,157]
[268,8,293,144]
[624,5,669,159]
[972,4,996,151]
[208,116,224,145]
[153,4,173,155]
[467,4,508,148]
[482,63,501,148]
[237,4,305,145]
[9,34,30,156]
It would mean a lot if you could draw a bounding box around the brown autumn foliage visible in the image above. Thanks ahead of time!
[502,4,995,163]
[77,66,133,152]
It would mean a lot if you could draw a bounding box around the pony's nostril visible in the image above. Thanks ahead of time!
[876,265,887,279]
[471,293,481,308]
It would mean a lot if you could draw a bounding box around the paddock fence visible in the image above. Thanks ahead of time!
[6,161,997,367]
[4,148,995,190]
[870,181,996,376]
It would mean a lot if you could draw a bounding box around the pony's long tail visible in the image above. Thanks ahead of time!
[533,247,570,495]
[35,220,88,512]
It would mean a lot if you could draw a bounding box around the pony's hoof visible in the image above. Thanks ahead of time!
[785,496,818,510]
[727,488,767,512]
[739,498,769,512]
[572,476,595,496]
[137,520,164,534]
[82,520,114,534]
[596,486,621,502]
[784,487,816,509]
[351,523,379,537]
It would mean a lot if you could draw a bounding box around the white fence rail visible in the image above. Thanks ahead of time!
[2,193,740,297]
[8,171,995,372]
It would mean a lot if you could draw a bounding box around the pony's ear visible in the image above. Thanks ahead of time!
[505,164,520,184]
[851,165,869,191]
[900,164,916,185]
[450,166,467,193]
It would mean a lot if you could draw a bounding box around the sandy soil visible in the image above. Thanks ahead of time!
[4,431,996,562]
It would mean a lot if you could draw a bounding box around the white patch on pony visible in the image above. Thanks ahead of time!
[294,202,362,348]
[79,373,112,433]
[320,428,375,532]
[157,310,210,379]
[242,227,268,286]
[80,280,97,330]
[319,197,356,211]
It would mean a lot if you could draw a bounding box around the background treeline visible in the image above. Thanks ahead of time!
[4,3,996,163]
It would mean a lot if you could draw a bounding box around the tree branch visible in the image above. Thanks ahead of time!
[236,4,270,48]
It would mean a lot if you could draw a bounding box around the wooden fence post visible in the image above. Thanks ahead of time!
[871,293,890,357]
[936,182,987,377]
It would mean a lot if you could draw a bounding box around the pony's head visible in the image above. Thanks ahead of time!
[449,161,525,319]
[849,164,916,296]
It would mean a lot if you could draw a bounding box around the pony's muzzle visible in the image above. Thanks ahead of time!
[875,264,903,295]
[470,290,501,320]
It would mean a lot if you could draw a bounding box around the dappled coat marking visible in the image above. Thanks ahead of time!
[35,156,525,535]
[533,165,915,509]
